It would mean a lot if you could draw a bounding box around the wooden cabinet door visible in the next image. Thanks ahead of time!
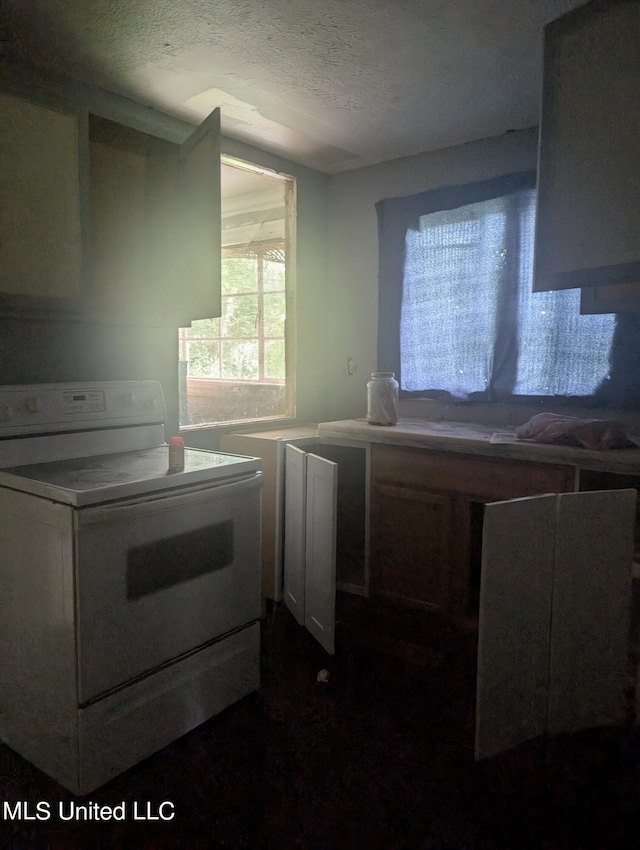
[179,107,222,323]
[534,0,640,292]
[0,92,85,313]
[370,481,455,611]
[369,444,573,614]
[476,489,636,760]
[283,444,337,654]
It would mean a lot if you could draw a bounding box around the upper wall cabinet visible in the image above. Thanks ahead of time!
[533,0,640,294]
[89,109,221,326]
[0,83,221,326]
[88,116,182,324]
[0,92,86,314]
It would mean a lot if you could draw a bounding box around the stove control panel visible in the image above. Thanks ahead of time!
[62,390,107,414]
[0,381,166,436]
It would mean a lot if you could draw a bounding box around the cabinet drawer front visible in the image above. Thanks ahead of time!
[371,444,574,501]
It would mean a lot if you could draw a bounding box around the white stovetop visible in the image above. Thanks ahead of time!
[0,446,262,507]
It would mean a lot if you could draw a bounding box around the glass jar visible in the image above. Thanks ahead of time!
[367,372,399,425]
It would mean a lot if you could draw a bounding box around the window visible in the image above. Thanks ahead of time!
[179,158,295,427]
[377,172,615,402]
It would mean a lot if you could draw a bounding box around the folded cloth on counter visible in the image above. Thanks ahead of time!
[515,412,635,451]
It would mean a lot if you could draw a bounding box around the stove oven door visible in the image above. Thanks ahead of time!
[74,473,262,703]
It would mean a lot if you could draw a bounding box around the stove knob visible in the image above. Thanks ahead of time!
[25,397,42,413]
[122,392,135,407]
[0,404,12,422]
[144,397,157,410]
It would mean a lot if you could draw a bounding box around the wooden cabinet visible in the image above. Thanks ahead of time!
[0,92,85,312]
[534,0,640,295]
[369,444,574,615]
[371,481,455,611]
[88,109,221,326]
[88,117,180,323]
[0,85,221,325]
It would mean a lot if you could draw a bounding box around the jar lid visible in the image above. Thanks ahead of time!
[371,371,395,378]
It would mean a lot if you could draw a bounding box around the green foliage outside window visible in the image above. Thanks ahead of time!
[185,245,286,382]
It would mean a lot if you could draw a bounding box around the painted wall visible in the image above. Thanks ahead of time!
[324,127,540,422]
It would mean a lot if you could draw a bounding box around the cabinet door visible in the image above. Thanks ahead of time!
[180,108,222,322]
[475,495,556,760]
[370,481,454,611]
[0,92,85,312]
[283,445,337,654]
[145,138,183,322]
[534,0,640,292]
[476,489,636,760]
[369,444,573,614]
[88,116,182,324]
[304,453,337,655]
[284,444,307,626]
[549,489,636,735]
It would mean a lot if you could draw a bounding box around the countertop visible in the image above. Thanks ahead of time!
[317,418,640,474]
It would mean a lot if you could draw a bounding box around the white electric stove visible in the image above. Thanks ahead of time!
[0,380,263,795]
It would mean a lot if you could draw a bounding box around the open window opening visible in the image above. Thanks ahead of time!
[179,156,296,427]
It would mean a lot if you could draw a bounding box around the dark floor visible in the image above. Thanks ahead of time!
[1,593,639,850]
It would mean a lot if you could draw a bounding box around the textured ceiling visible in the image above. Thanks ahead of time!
[3,0,587,174]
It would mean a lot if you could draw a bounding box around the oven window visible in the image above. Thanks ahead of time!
[127,520,234,599]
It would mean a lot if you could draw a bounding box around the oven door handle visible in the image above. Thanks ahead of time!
[74,472,262,526]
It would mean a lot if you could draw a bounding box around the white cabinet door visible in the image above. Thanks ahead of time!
[304,453,337,655]
[180,107,222,322]
[534,1,640,292]
[476,489,636,760]
[475,494,556,760]
[284,444,307,626]
[549,490,636,735]
[283,445,337,654]
[1,92,84,306]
